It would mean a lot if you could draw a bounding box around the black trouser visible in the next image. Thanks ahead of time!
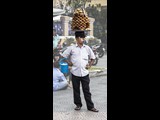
[71,74,94,109]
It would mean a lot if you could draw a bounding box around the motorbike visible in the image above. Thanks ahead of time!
[96,44,105,58]
[53,44,68,62]
[91,45,99,66]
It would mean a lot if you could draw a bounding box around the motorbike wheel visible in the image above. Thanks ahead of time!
[98,51,104,58]
[92,57,98,66]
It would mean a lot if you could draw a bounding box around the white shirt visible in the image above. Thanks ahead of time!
[53,68,67,90]
[62,44,95,77]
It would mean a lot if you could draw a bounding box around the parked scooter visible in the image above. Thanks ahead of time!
[53,44,68,62]
[91,45,99,66]
[97,44,105,58]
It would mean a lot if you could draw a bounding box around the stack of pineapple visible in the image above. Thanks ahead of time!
[71,8,90,31]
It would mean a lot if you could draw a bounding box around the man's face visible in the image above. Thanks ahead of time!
[76,37,85,44]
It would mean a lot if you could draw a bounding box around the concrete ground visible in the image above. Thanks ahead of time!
[53,75,107,120]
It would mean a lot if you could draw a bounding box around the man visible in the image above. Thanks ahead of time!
[62,31,99,112]
[53,29,62,49]
[53,61,68,91]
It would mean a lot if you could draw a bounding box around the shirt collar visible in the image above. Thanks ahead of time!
[76,43,86,47]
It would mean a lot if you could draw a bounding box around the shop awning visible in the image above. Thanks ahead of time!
[53,8,65,16]
[53,15,72,21]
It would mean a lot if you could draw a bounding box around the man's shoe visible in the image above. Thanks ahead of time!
[88,108,99,112]
[74,106,81,110]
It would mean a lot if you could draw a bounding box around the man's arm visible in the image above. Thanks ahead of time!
[61,47,73,66]
[86,46,96,69]
[89,59,95,66]
[64,59,73,66]
[86,59,95,69]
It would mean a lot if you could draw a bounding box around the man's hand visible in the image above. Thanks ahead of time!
[68,61,73,66]
[85,59,94,69]
[85,64,91,69]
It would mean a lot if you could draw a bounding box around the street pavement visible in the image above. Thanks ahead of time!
[53,76,107,120]
[90,53,107,78]
[53,53,107,120]
[96,52,107,68]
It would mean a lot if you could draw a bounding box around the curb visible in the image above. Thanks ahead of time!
[89,69,107,78]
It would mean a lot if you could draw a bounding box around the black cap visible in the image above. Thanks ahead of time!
[75,31,86,38]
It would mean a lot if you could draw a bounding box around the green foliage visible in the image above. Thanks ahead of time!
[67,0,88,9]
[64,37,76,46]
[86,7,107,43]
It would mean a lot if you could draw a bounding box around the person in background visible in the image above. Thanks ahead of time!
[53,28,62,50]
[53,61,68,91]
